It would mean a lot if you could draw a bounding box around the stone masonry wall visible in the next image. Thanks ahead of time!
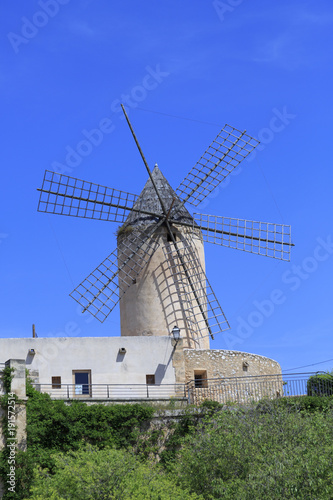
[183,349,282,405]
[183,349,281,382]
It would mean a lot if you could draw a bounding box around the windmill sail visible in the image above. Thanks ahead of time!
[175,124,259,207]
[193,213,292,261]
[38,170,139,223]
[70,225,160,322]
[162,235,230,341]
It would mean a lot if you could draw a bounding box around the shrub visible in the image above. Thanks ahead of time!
[171,406,333,499]
[307,373,333,396]
[200,399,223,411]
[26,445,202,500]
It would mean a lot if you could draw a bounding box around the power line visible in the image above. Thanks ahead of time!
[283,358,333,372]
[135,106,222,127]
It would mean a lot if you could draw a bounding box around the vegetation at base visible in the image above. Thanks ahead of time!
[1,379,155,499]
[170,399,333,499]
[25,379,154,454]
[0,367,20,499]
[1,376,333,499]
[1,366,15,394]
[307,372,333,396]
[26,445,202,500]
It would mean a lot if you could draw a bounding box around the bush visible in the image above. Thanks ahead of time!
[257,395,333,413]
[26,445,202,500]
[200,399,223,411]
[171,406,333,499]
[1,381,155,499]
[307,373,333,396]
[26,384,154,453]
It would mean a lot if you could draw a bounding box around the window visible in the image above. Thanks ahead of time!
[73,370,91,396]
[167,232,177,242]
[146,374,155,385]
[243,361,249,372]
[52,376,61,389]
[194,370,208,388]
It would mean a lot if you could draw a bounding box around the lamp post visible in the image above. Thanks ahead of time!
[172,325,180,343]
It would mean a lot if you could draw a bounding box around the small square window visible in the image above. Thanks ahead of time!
[52,376,61,389]
[194,370,208,388]
[146,374,155,385]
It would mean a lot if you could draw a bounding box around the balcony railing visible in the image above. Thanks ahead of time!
[186,372,333,405]
[31,383,187,401]
[22,372,333,405]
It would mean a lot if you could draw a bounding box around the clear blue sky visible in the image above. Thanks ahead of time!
[1,0,332,373]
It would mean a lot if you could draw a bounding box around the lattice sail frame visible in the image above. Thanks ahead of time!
[70,225,160,322]
[176,124,259,207]
[193,213,292,261]
[38,170,139,224]
[162,234,230,340]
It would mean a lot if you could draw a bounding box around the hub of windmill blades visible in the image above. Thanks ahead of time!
[37,104,294,345]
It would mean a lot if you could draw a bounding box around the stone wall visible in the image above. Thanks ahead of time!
[182,349,282,405]
[183,349,281,382]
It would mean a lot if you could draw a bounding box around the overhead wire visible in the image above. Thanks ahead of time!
[283,358,333,372]
[135,106,222,127]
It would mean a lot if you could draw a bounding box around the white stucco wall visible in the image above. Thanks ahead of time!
[0,336,176,386]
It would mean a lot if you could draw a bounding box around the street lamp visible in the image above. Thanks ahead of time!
[172,325,181,342]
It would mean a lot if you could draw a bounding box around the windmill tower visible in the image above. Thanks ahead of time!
[37,105,293,353]
[117,165,210,349]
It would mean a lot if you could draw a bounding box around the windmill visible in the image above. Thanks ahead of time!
[37,105,293,349]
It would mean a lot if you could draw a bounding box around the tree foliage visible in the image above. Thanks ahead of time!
[170,402,333,499]
[307,373,333,396]
[2,379,333,499]
[26,445,202,500]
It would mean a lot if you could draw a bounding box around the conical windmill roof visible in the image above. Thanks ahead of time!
[124,165,193,227]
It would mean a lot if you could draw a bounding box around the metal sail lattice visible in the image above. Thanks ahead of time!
[176,124,259,207]
[193,213,292,261]
[70,227,160,322]
[163,238,230,339]
[38,170,138,223]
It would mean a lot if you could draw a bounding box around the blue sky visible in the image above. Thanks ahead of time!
[1,0,332,373]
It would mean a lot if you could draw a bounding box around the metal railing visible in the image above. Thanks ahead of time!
[27,372,333,404]
[186,372,333,405]
[31,383,187,401]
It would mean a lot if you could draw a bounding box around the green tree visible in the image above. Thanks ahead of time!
[26,445,202,500]
[171,404,333,499]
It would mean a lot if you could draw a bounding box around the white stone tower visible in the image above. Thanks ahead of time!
[118,165,210,350]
